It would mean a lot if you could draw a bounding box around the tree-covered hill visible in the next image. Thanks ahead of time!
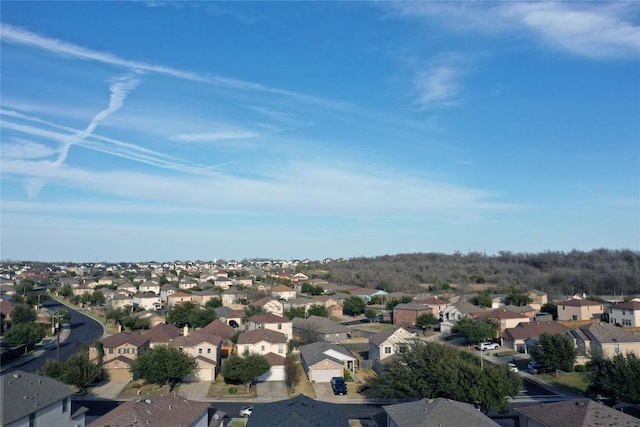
[301,249,640,297]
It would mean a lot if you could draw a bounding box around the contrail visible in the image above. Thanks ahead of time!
[25,74,139,198]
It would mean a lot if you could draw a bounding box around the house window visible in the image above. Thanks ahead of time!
[244,345,249,353]
[29,413,36,427]
[278,323,282,330]
[207,348,211,354]
[572,315,577,321]
[384,347,392,354]
[128,348,135,354]
[109,348,113,354]
[62,397,68,413]
[278,344,284,354]
[614,344,620,354]
[199,348,203,354]
[118,348,125,354]
[261,345,265,352]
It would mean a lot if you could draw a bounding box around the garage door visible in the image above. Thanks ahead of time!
[258,367,285,382]
[197,368,215,381]
[312,368,341,383]
[106,368,132,382]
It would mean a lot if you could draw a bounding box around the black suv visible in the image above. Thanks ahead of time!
[331,377,348,395]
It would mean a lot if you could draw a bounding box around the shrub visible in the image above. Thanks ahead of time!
[574,364,585,372]
[228,386,237,394]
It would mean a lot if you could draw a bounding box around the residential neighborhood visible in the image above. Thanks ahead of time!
[1,258,640,426]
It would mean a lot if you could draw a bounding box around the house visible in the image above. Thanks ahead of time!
[166,291,197,308]
[128,310,165,328]
[257,352,286,382]
[1,370,87,427]
[414,298,449,319]
[516,398,640,427]
[142,323,181,348]
[368,327,416,362]
[88,394,215,427]
[0,299,14,322]
[309,295,343,316]
[159,283,177,302]
[138,281,160,294]
[72,284,93,296]
[392,303,432,328]
[233,277,253,287]
[248,313,292,340]
[526,289,548,310]
[299,341,357,382]
[565,322,640,358]
[214,276,234,289]
[246,394,348,427]
[97,277,114,286]
[221,288,245,305]
[109,294,133,310]
[271,284,297,300]
[608,299,640,327]
[503,304,538,319]
[213,306,243,327]
[172,329,222,381]
[502,322,571,353]
[116,283,137,294]
[557,297,604,321]
[379,397,499,427]
[250,296,284,316]
[132,292,162,311]
[282,296,318,312]
[472,308,532,333]
[292,316,351,343]
[490,294,508,309]
[236,328,288,356]
[190,289,219,306]
[178,278,197,290]
[441,301,484,321]
[91,332,150,381]
[349,288,388,303]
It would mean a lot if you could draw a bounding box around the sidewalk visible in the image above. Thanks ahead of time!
[0,325,71,374]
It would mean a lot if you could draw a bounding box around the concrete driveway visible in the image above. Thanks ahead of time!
[256,381,288,402]
[313,382,348,402]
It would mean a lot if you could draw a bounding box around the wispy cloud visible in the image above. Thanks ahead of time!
[385,2,640,59]
[1,138,57,160]
[171,130,258,143]
[414,64,461,108]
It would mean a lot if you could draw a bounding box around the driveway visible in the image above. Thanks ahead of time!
[256,381,288,402]
[81,381,129,400]
[313,382,350,403]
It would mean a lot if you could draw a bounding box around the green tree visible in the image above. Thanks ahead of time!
[188,307,218,328]
[472,291,493,308]
[505,293,532,306]
[343,296,366,316]
[529,333,577,376]
[204,298,223,308]
[131,345,197,390]
[42,359,65,381]
[307,305,328,318]
[540,302,558,320]
[166,302,197,327]
[301,283,323,296]
[284,355,300,393]
[243,305,267,319]
[89,291,106,306]
[4,322,46,352]
[59,284,73,298]
[452,317,498,345]
[54,309,72,324]
[62,352,100,392]
[385,296,413,311]
[586,352,640,404]
[11,304,37,325]
[381,341,520,414]
[284,306,306,320]
[364,308,377,322]
[415,313,438,330]
[222,353,271,392]
[122,316,151,331]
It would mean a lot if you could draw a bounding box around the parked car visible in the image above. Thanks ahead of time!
[528,361,552,375]
[507,362,518,373]
[229,320,239,328]
[331,377,348,395]
[239,406,253,417]
[476,342,499,351]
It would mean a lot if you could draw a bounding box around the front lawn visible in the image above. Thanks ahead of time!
[538,371,588,395]
[118,380,176,398]
[207,375,257,399]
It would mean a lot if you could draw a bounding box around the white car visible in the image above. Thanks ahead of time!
[476,342,499,351]
[507,362,518,372]
[239,406,253,418]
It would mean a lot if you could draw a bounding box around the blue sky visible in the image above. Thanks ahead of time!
[1,1,639,262]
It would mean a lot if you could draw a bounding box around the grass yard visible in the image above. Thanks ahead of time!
[227,421,246,427]
[351,368,383,399]
[288,362,316,398]
[538,371,589,395]
[207,375,258,399]
[118,380,176,398]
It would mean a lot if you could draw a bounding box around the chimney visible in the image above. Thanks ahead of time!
[183,325,189,336]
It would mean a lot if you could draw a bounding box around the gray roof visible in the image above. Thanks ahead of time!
[246,394,348,427]
[369,326,412,346]
[383,398,499,427]
[516,398,640,427]
[1,371,74,425]
[579,322,640,344]
[299,341,355,367]
[393,303,431,311]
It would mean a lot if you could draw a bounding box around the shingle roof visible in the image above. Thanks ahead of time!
[394,303,432,311]
[560,298,602,307]
[1,371,74,425]
[142,323,181,344]
[298,341,355,367]
[214,306,243,318]
[292,316,349,335]
[249,313,290,324]
[88,394,211,427]
[172,331,222,347]
[237,328,287,345]
[579,322,640,344]
[476,308,530,320]
[262,352,286,366]
[246,394,348,427]
[610,301,640,311]
[503,322,570,341]
[515,398,640,427]
[101,331,150,348]
[201,319,235,339]
[383,398,499,427]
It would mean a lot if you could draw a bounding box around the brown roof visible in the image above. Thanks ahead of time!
[262,352,286,366]
[249,313,290,324]
[172,331,222,347]
[560,298,602,307]
[201,319,235,339]
[237,328,287,345]
[0,300,14,317]
[516,398,640,427]
[415,298,449,306]
[88,394,211,427]
[610,301,640,311]
[101,332,150,348]
[503,322,571,341]
[250,296,279,307]
[475,308,530,320]
[271,284,295,292]
[142,323,181,344]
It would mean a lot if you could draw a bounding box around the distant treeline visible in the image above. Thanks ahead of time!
[302,249,640,297]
